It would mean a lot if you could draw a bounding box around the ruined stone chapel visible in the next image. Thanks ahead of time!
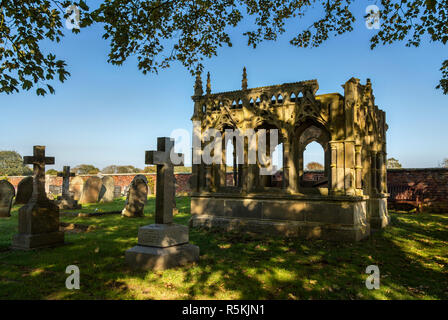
[189,69,389,241]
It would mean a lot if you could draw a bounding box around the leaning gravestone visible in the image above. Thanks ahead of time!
[12,146,64,250]
[15,176,33,204]
[125,137,199,270]
[79,176,103,204]
[0,180,15,218]
[69,176,85,201]
[99,176,115,203]
[121,175,148,217]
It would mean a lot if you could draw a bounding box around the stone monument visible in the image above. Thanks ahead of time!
[12,146,64,249]
[190,71,390,241]
[56,166,81,210]
[79,176,102,204]
[121,175,148,217]
[0,180,15,218]
[69,176,85,201]
[99,176,115,203]
[14,176,33,204]
[125,137,199,270]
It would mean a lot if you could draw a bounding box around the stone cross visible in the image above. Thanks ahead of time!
[145,137,184,224]
[23,146,55,202]
[58,166,75,198]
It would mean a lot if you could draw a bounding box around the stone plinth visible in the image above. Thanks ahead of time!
[137,224,188,247]
[12,200,64,249]
[126,243,199,271]
[126,223,199,270]
[56,197,81,210]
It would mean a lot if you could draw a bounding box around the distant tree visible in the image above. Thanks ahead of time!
[73,164,100,175]
[116,165,141,174]
[306,162,324,170]
[440,158,448,168]
[0,151,33,176]
[101,165,118,174]
[46,169,59,175]
[102,165,141,174]
[387,158,402,169]
[143,166,157,173]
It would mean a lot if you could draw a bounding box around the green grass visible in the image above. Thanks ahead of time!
[0,196,447,300]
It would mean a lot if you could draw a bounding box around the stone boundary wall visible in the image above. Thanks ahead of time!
[5,168,448,212]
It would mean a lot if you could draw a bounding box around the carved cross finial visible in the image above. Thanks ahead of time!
[242,67,248,90]
[58,166,75,179]
[58,166,75,198]
[145,137,185,224]
[206,72,211,95]
[23,145,55,202]
[194,70,203,96]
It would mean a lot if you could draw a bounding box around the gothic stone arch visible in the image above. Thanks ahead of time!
[190,74,389,241]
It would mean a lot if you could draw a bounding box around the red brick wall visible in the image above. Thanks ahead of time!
[5,169,448,212]
[387,168,448,212]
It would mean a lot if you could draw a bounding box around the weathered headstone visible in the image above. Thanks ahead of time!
[121,175,148,217]
[0,180,15,218]
[12,146,64,250]
[15,176,33,204]
[99,176,115,203]
[79,176,103,204]
[125,137,199,270]
[56,166,81,210]
[69,176,85,201]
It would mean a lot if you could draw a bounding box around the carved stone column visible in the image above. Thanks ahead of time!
[329,142,339,192]
[355,145,362,189]
[282,141,290,190]
[219,137,226,189]
[371,150,378,194]
[381,151,387,193]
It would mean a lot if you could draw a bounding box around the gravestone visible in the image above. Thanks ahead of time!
[125,137,199,270]
[99,176,115,203]
[69,176,85,201]
[121,175,148,217]
[15,176,33,204]
[56,166,81,210]
[79,176,103,204]
[12,146,64,250]
[0,180,15,218]
[113,186,122,199]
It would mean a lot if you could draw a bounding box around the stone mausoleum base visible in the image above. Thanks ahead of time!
[190,193,375,241]
[368,197,390,230]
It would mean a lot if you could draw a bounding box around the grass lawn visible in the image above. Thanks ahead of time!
[0,196,447,300]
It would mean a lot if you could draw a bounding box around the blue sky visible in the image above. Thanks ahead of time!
[0,3,447,170]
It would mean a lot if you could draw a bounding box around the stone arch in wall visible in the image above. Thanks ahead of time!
[294,119,331,191]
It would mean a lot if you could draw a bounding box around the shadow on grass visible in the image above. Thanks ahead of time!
[0,200,446,300]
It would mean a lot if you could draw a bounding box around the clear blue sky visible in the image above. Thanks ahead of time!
[1,3,446,170]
